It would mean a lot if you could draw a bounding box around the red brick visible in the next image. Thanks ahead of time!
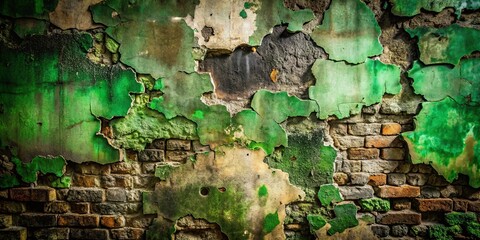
[368,174,387,186]
[70,202,89,214]
[347,148,379,160]
[377,210,421,225]
[380,148,405,160]
[9,188,31,201]
[365,136,403,148]
[31,187,56,202]
[453,199,469,212]
[377,185,420,198]
[468,200,480,212]
[381,123,402,135]
[415,198,453,212]
[100,215,125,228]
[58,214,99,227]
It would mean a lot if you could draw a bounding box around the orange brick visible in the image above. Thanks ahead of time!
[380,148,405,160]
[347,148,379,160]
[377,210,421,225]
[73,175,99,187]
[415,198,453,212]
[100,215,125,228]
[368,174,386,186]
[58,214,99,227]
[377,185,420,198]
[381,123,402,135]
[365,136,403,148]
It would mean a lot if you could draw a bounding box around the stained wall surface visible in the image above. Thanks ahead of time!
[0,0,480,239]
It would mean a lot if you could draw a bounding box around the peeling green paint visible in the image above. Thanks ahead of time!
[406,25,480,65]
[91,0,198,79]
[258,185,268,197]
[0,0,58,19]
[311,0,383,64]
[110,105,198,151]
[12,156,65,183]
[265,132,336,189]
[309,59,401,119]
[307,214,327,231]
[0,174,20,189]
[318,184,343,207]
[240,9,248,18]
[358,198,390,212]
[327,204,359,235]
[0,33,143,164]
[51,176,71,188]
[249,0,314,46]
[263,211,280,233]
[408,59,480,105]
[390,0,480,17]
[402,98,480,187]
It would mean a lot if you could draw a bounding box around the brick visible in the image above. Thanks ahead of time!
[107,188,127,202]
[166,139,191,151]
[146,139,165,150]
[380,148,405,160]
[468,200,480,212]
[92,203,128,215]
[0,201,25,213]
[33,228,69,240]
[0,227,27,240]
[348,123,381,136]
[133,175,158,189]
[391,225,408,237]
[391,199,411,210]
[347,148,379,160]
[377,210,421,225]
[71,202,89,214]
[453,198,469,212]
[362,160,399,173]
[73,174,100,187]
[406,173,427,186]
[381,123,402,135]
[9,188,31,201]
[333,136,364,150]
[67,188,104,202]
[427,175,450,187]
[329,123,347,136]
[376,185,420,198]
[142,162,157,174]
[338,186,374,200]
[18,213,57,227]
[166,151,194,163]
[440,185,462,198]
[70,229,108,240]
[350,172,370,185]
[110,228,144,240]
[111,162,141,174]
[414,198,453,212]
[333,173,349,185]
[126,190,142,202]
[394,162,411,173]
[387,173,406,186]
[102,175,133,188]
[138,149,165,162]
[0,190,8,199]
[31,187,56,202]
[192,140,210,153]
[368,174,386,186]
[100,215,125,228]
[371,224,389,237]
[58,214,99,227]
[365,136,403,148]
[0,215,12,228]
[44,201,70,213]
[125,216,155,228]
[338,160,362,173]
[75,162,110,175]
[420,186,440,198]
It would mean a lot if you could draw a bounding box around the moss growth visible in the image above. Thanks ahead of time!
[429,224,460,240]
[239,9,248,18]
[445,212,477,226]
[154,165,176,181]
[467,222,480,238]
[358,198,390,212]
[105,36,119,53]
[258,185,268,197]
[0,174,20,189]
[51,176,71,188]
[307,214,327,231]
[263,211,280,233]
[318,184,343,207]
[327,204,359,235]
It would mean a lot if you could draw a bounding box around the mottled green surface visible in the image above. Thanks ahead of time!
[258,185,268,197]
[445,212,477,226]
[358,198,390,212]
[402,98,480,187]
[249,0,314,46]
[263,212,280,233]
[467,222,480,238]
[265,132,336,188]
[307,214,327,231]
[407,25,480,65]
[91,0,198,79]
[0,34,143,164]
[154,165,177,181]
[111,105,198,151]
[408,59,480,105]
[327,204,359,235]
[309,59,401,119]
[251,90,317,123]
[0,0,58,19]
[311,0,383,64]
[0,174,20,189]
[429,224,462,240]
[318,184,343,206]
[13,19,48,38]
[13,156,65,183]
[51,176,71,188]
[390,0,480,17]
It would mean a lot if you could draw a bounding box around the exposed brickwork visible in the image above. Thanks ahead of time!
[377,211,422,225]
[377,185,421,198]
[414,198,453,212]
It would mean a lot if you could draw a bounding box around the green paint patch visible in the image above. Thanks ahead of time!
[0,174,20,189]
[244,2,254,9]
[327,203,359,235]
[239,9,248,19]
[402,98,480,187]
[51,175,71,188]
[0,0,58,19]
[12,156,65,183]
[258,184,268,197]
[266,131,336,189]
[408,59,480,105]
[311,0,383,64]
[105,36,120,53]
[307,214,327,231]
[263,211,280,233]
[249,0,314,46]
[390,0,480,17]
[110,105,197,151]
[318,184,343,207]
[0,34,143,164]
[358,198,390,212]
[407,25,480,65]
[309,59,401,119]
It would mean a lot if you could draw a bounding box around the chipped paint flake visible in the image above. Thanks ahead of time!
[12,156,65,183]
[402,98,480,187]
[49,0,102,30]
[406,24,480,65]
[311,0,383,64]
[390,0,480,17]
[309,59,401,119]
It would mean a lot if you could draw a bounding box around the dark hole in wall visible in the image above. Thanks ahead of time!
[198,25,325,101]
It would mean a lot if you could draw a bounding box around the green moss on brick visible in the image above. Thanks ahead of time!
[359,198,390,212]
[445,212,476,226]
[318,184,342,207]
[263,211,280,233]
[51,176,71,188]
[154,165,176,181]
[307,214,326,231]
[258,185,268,198]
[327,204,359,235]
[467,222,480,238]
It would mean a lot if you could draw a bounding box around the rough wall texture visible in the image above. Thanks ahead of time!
[1,0,480,239]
